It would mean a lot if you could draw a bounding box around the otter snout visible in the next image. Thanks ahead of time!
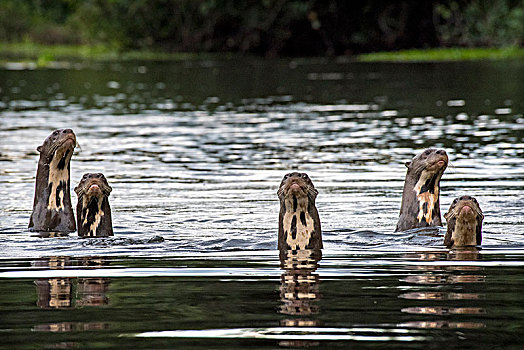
[460,205,473,215]
[75,173,112,198]
[87,183,102,196]
[278,172,317,200]
[428,150,448,171]
[290,182,301,191]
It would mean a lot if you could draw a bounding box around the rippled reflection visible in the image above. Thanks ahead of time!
[399,247,486,328]
[399,291,483,300]
[33,322,110,333]
[33,257,111,310]
[34,256,73,309]
[278,249,322,347]
[399,321,485,329]
[401,307,485,315]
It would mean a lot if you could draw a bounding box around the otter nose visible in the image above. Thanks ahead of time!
[461,205,473,214]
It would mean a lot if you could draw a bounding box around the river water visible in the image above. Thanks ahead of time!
[0,58,523,349]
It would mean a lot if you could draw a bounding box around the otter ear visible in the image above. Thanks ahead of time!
[405,161,411,168]
[74,186,80,195]
[107,185,113,194]
[37,145,43,153]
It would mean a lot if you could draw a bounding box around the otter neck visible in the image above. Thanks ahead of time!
[399,168,442,228]
[413,169,441,225]
[451,215,478,247]
[79,195,109,237]
[282,194,316,250]
[44,147,73,211]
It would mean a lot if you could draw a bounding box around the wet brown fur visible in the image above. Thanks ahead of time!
[444,196,483,247]
[277,172,322,250]
[74,173,113,237]
[29,129,76,232]
[396,148,448,232]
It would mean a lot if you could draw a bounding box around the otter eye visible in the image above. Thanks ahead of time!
[453,198,459,204]
[301,174,309,179]
[53,130,59,135]
[283,174,290,179]
[472,198,477,203]
[82,174,88,179]
[424,150,431,156]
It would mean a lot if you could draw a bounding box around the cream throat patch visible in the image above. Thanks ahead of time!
[283,195,316,250]
[413,169,440,225]
[81,196,104,237]
[46,147,72,211]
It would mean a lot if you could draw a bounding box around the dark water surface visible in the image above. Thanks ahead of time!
[0,58,523,348]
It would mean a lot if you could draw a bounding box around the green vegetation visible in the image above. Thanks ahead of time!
[0,42,215,64]
[358,47,524,62]
[0,1,522,58]
[2,42,523,66]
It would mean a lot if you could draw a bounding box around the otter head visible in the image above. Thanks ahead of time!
[38,129,77,212]
[444,195,483,248]
[277,172,322,251]
[396,148,448,231]
[75,173,112,200]
[74,173,113,237]
[278,172,318,204]
[37,129,77,167]
[406,148,448,186]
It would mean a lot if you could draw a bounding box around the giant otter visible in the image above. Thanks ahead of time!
[444,195,483,247]
[277,172,322,250]
[396,148,448,232]
[29,129,76,232]
[74,173,113,237]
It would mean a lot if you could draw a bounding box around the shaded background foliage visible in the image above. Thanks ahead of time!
[0,0,522,56]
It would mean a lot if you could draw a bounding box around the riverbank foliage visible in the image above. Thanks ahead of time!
[0,1,522,57]
[358,47,524,62]
[2,42,523,65]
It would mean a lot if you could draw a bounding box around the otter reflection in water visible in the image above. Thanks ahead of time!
[34,256,111,310]
[277,172,322,250]
[279,249,322,348]
[444,196,483,248]
[396,148,448,232]
[34,256,73,309]
[29,129,77,233]
[399,248,486,329]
